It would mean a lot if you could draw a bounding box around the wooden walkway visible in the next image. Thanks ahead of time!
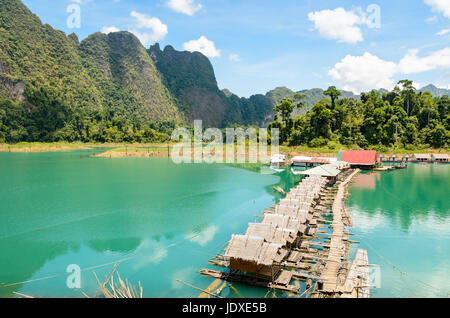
[199,166,373,298]
[315,169,360,296]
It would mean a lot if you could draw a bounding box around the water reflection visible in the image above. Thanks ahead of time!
[352,172,377,190]
[185,225,219,247]
[348,164,450,231]
[0,152,279,297]
[348,163,450,297]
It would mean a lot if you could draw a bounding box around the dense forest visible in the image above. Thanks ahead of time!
[0,0,449,149]
[268,81,450,150]
[0,0,181,143]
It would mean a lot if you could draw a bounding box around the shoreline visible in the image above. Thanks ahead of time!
[1,142,448,159]
[0,142,172,153]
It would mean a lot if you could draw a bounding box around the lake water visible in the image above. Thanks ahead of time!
[348,164,450,297]
[0,151,448,298]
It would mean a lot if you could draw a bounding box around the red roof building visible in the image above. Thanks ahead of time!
[339,150,377,167]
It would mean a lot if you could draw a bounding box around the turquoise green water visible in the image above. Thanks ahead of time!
[347,164,450,298]
[0,150,301,298]
[0,151,448,298]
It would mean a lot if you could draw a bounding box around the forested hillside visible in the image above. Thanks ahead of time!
[269,82,449,149]
[0,0,181,143]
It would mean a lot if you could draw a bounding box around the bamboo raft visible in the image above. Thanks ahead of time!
[200,163,373,298]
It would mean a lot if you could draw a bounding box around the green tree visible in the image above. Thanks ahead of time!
[398,80,415,116]
[324,86,342,109]
[273,98,297,143]
[309,103,332,140]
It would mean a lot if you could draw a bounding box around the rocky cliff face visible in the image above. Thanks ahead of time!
[148,44,230,126]
[148,44,274,127]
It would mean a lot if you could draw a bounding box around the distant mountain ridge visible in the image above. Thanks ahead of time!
[418,84,450,97]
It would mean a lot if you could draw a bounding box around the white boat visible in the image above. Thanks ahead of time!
[270,154,286,168]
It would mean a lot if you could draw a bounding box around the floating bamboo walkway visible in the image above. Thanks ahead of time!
[200,163,373,298]
[313,169,360,297]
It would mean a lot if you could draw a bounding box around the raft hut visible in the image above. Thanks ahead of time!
[413,153,431,162]
[291,156,337,167]
[338,150,377,170]
[223,235,288,278]
[431,154,449,163]
[296,164,341,182]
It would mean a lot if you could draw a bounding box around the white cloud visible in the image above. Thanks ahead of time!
[168,0,202,16]
[425,0,450,19]
[329,48,450,93]
[101,26,120,34]
[397,48,450,74]
[328,52,398,93]
[436,28,450,35]
[132,240,168,270]
[229,53,241,62]
[183,36,221,58]
[129,11,168,47]
[308,7,364,44]
[185,225,218,246]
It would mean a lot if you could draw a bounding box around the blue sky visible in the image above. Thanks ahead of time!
[22,0,450,97]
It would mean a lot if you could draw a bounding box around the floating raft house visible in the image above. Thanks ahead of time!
[201,163,373,298]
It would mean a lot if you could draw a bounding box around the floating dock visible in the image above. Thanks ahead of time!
[200,162,373,298]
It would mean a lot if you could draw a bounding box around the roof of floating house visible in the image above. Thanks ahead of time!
[262,214,305,233]
[338,150,377,166]
[224,234,287,265]
[292,156,337,164]
[414,153,432,159]
[274,206,308,222]
[258,243,288,265]
[431,154,449,159]
[297,164,341,177]
[246,223,277,240]
[225,235,263,262]
[245,223,296,245]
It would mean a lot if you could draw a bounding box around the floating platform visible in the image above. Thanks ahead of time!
[200,269,300,293]
[200,166,372,298]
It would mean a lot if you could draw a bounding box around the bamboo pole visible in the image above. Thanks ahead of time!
[177,279,223,298]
